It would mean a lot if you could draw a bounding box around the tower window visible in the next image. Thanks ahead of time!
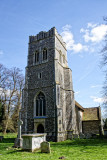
[38,72,42,79]
[35,51,39,63]
[35,92,46,116]
[59,120,61,124]
[43,48,47,61]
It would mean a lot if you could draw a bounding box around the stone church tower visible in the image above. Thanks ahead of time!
[21,27,77,142]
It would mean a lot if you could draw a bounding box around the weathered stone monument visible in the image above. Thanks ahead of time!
[14,119,23,148]
[0,136,3,142]
[22,133,46,152]
[41,141,51,153]
[79,132,85,139]
[18,119,23,139]
[73,134,79,139]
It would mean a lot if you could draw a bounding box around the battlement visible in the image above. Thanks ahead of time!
[29,27,55,43]
[29,27,66,48]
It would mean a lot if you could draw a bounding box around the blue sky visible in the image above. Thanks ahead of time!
[0,0,107,117]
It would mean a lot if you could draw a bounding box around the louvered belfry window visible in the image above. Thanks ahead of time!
[36,92,46,116]
[35,51,39,63]
[43,48,47,61]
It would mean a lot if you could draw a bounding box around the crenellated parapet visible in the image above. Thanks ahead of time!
[29,27,66,49]
[29,27,56,43]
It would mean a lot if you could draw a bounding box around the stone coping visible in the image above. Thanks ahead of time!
[22,133,47,137]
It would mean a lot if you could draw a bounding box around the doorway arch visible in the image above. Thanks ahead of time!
[37,124,44,133]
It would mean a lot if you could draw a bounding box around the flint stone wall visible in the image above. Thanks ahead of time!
[82,120,101,134]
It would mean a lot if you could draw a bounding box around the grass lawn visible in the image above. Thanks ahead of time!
[0,133,107,160]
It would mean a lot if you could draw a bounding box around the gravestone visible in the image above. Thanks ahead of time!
[73,134,79,139]
[67,131,73,140]
[14,119,23,148]
[41,141,51,153]
[92,134,97,138]
[0,136,4,142]
[85,133,92,139]
[79,133,85,139]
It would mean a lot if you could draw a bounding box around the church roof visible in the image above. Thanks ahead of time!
[82,107,101,121]
[75,101,84,111]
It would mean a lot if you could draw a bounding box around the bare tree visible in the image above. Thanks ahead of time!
[12,70,24,131]
[0,64,24,133]
[101,17,107,110]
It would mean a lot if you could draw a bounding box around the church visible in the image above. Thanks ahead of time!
[21,27,101,142]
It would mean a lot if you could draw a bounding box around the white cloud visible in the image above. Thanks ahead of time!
[62,24,71,31]
[61,24,88,53]
[75,91,80,95]
[87,23,97,28]
[90,96,107,103]
[61,23,107,53]
[0,50,4,55]
[91,85,102,88]
[0,88,10,97]
[81,23,107,43]
[0,87,16,97]
[72,43,88,53]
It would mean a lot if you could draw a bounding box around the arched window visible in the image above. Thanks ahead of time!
[43,48,47,61]
[36,92,46,116]
[34,51,39,63]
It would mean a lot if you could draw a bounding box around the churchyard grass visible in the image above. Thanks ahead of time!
[0,133,107,160]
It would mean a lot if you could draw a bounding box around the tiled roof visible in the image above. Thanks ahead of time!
[82,107,101,121]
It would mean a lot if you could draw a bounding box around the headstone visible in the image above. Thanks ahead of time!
[92,134,97,138]
[79,133,85,139]
[73,134,79,139]
[0,136,4,142]
[67,131,73,140]
[85,133,92,139]
[41,141,51,153]
[14,119,23,148]
[18,119,23,139]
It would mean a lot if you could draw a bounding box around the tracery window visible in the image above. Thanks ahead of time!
[43,48,47,61]
[36,92,46,116]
